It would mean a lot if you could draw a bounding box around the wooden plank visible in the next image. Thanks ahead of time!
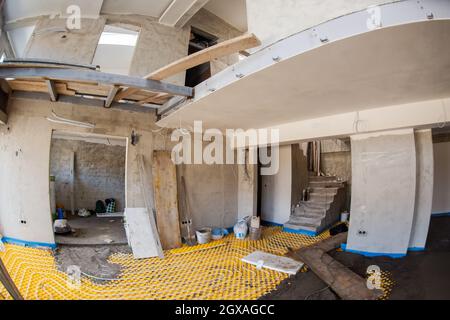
[104,85,120,108]
[152,151,182,250]
[124,208,164,259]
[242,251,303,275]
[136,155,164,258]
[9,80,75,96]
[0,67,193,98]
[117,33,261,100]
[0,109,6,125]
[0,255,24,300]
[137,93,171,105]
[46,79,58,102]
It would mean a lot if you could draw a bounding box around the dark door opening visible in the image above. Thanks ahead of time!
[185,28,218,87]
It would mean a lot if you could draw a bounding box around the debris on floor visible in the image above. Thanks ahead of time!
[287,232,383,300]
[242,251,304,275]
[0,227,394,300]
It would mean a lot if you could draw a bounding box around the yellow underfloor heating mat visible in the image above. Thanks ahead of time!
[0,227,393,300]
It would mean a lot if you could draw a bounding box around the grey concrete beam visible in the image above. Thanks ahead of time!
[159,0,210,28]
[0,67,194,97]
[104,85,120,108]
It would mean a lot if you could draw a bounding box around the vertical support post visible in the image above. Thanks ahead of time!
[70,151,75,215]
[238,149,258,220]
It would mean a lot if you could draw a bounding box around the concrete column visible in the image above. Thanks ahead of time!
[237,156,258,220]
[346,129,416,257]
[409,130,434,250]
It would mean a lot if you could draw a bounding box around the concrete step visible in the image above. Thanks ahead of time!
[310,187,340,194]
[288,215,322,225]
[309,181,344,188]
[308,192,336,202]
[309,176,337,182]
[284,222,318,232]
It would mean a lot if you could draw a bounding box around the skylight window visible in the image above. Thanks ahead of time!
[92,25,139,75]
[98,32,138,46]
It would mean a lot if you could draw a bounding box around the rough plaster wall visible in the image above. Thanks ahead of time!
[171,135,239,230]
[128,20,190,85]
[25,17,105,64]
[180,164,238,229]
[432,141,450,214]
[261,145,292,225]
[321,139,352,210]
[347,129,416,255]
[50,139,126,212]
[246,0,397,47]
[409,130,433,249]
[0,97,156,245]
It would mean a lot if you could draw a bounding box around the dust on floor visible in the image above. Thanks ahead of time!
[0,227,333,300]
[55,245,131,282]
[262,216,450,300]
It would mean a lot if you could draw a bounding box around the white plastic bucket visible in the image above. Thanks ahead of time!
[196,228,212,244]
[341,212,349,223]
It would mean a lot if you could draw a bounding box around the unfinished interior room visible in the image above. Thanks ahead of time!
[0,0,449,303]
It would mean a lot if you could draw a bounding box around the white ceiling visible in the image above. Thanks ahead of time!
[100,0,173,18]
[204,0,248,32]
[158,20,450,131]
[4,0,247,31]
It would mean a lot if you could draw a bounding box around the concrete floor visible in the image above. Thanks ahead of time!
[55,215,128,246]
[52,215,450,300]
[262,215,450,300]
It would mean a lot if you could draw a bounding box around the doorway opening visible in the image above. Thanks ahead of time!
[49,131,128,246]
[185,27,218,87]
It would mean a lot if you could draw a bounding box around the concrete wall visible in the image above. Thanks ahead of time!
[246,0,397,47]
[432,140,450,214]
[261,144,308,225]
[347,129,417,256]
[180,163,238,230]
[25,17,105,64]
[321,139,352,210]
[0,97,157,245]
[23,10,242,84]
[50,139,126,213]
[4,11,244,244]
[409,130,434,250]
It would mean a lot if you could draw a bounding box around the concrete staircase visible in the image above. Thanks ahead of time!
[284,176,347,235]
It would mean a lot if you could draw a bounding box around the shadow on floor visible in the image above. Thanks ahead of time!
[55,215,128,246]
[261,216,450,300]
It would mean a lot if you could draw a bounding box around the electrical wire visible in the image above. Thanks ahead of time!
[304,285,331,300]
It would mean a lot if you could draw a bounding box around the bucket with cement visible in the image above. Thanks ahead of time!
[196,228,212,244]
[249,227,261,241]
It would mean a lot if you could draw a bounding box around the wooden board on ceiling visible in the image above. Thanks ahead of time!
[152,151,182,250]
[116,33,261,100]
